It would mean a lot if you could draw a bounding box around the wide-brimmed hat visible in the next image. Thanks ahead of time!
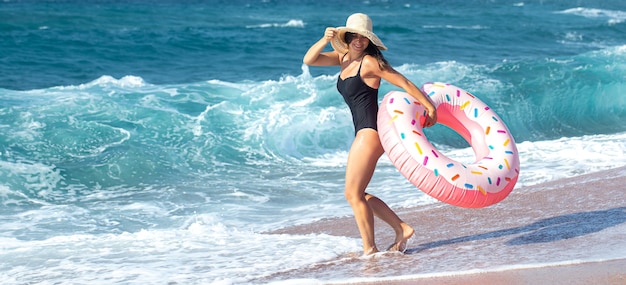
[331,13,387,54]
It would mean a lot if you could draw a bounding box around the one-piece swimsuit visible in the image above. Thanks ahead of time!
[336,54,379,135]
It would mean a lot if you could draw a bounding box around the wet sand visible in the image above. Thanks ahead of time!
[327,258,626,285]
[262,166,626,284]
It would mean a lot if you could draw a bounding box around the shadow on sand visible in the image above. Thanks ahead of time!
[407,207,626,254]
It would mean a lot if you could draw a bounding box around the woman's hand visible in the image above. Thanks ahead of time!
[424,107,437,128]
[323,27,337,42]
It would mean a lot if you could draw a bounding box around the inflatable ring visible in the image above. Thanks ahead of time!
[377,82,520,208]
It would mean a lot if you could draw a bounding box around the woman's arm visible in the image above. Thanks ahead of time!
[303,27,341,66]
[367,59,438,127]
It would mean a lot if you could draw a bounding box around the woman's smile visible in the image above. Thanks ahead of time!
[350,34,369,50]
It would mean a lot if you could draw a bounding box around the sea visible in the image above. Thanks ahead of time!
[1,0,625,284]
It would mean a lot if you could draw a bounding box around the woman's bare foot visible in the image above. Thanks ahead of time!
[387,222,414,253]
[364,246,379,256]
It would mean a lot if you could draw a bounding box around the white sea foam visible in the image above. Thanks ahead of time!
[68,75,148,90]
[0,217,361,284]
[557,7,626,25]
[514,132,626,185]
[286,131,626,212]
[422,24,490,30]
[246,19,305,29]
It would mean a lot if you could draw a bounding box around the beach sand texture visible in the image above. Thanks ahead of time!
[263,166,626,284]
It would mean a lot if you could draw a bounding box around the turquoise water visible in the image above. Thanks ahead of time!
[1,1,626,284]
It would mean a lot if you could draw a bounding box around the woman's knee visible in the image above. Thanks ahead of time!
[344,188,365,205]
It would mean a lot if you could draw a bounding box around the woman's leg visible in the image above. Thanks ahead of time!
[344,129,380,254]
[344,129,414,254]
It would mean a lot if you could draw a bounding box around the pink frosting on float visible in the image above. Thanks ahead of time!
[377,83,520,208]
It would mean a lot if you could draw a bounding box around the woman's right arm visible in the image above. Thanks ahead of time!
[303,27,341,66]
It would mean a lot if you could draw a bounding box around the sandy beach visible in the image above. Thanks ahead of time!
[262,166,626,284]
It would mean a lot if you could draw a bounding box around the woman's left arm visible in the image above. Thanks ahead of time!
[374,65,438,127]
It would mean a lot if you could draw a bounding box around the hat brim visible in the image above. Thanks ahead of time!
[330,27,387,54]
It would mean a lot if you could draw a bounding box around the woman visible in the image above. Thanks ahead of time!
[303,13,438,255]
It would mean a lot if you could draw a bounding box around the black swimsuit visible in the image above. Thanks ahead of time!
[337,55,379,135]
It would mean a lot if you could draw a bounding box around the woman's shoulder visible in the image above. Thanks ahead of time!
[361,54,382,73]
[362,54,377,63]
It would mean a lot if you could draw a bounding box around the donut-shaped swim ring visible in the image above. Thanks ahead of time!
[377,82,520,208]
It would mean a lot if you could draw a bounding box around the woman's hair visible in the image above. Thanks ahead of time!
[345,32,390,71]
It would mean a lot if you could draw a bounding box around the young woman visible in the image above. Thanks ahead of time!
[303,13,438,255]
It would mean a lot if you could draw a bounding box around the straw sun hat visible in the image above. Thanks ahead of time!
[331,13,387,54]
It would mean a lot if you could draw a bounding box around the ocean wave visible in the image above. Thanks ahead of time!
[396,45,626,143]
[4,44,625,163]
[556,7,626,25]
[422,24,490,30]
[2,44,625,199]
[245,19,305,29]
[53,75,148,90]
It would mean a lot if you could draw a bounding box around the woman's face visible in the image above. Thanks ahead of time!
[345,32,370,52]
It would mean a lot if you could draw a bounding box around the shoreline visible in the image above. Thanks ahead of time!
[264,166,626,284]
